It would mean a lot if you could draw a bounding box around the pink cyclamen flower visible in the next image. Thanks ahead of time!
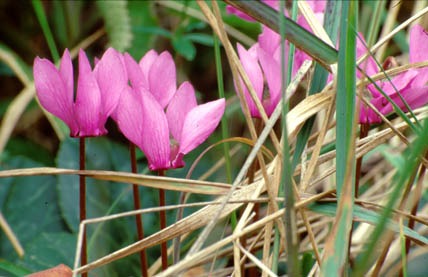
[34,48,126,137]
[234,1,325,118]
[115,52,225,170]
[359,24,428,124]
[236,32,281,118]
[226,0,278,21]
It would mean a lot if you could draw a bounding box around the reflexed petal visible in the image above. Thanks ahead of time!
[356,34,378,77]
[306,0,327,13]
[226,5,254,21]
[166,81,197,142]
[59,49,74,101]
[380,70,417,96]
[258,26,280,55]
[179,98,225,155]
[140,91,171,170]
[257,47,281,116]
[75,49,105,137]
[33,57,76,132]
[123,52,146,90]
[94,48,127,117]
[148,51,176,108]
[409,24,428,64]
[382,87,428,115]
[139,50,157,88]
[115,87,144,148]
[359,99,382,124]
[237,43,264,117]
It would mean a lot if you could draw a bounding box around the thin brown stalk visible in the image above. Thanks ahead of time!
[348,123,370,267]
[158,169,168,270]
[245,117,262,277]
[129,143,148,277]
[404,152,427,269]
[79,137,87,277]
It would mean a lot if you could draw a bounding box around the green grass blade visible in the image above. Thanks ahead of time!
[309,203,428,245]
[365,0,385,48]
[213,35,232,184]
[223,0,338,67]
[321,1,357,275]
[335,2,357,197]
[292,0,342,169]
[279,0,299,275]
[32,0,60,62]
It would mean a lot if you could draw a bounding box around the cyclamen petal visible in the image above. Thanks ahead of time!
[409,24,428,64]
[237,43,264,117]
[257,47,281,116]
[166,81,197,142]
[34,54,76,132]
[59,49,74,103]
[139,91,171,170]
[75,49,105,137]
[148,51,177,108]
[94,48,127,117]
[178,98,225,155]
[139,50,157,88]
[123,52,146,90]
[115,86,145,148]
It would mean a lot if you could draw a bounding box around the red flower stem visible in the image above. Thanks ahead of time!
[246,118,262,277]
[405,152,427,260]
[348,123,370,267]
[355,123,370,197]
[158,169,168,270]
[79,137,87,277]
[129,143,148,277]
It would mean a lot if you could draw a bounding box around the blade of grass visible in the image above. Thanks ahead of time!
[32,0,60,62]
[223,0,338,68]
[321,1,357,275]
[292,0,342,170]
[309,203,428,245]
[278,0,299,275]
[213,34,232,185]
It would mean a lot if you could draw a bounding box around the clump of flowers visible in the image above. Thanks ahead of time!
[359,24,428,124]
[114,51,225,170]
[228,0,325,118]
[34,48,126,137]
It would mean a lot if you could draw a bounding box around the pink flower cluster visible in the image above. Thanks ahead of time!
[33,49,225,170]
[229,1,428,123]
[229,0,326,118]
[358,24,428,124]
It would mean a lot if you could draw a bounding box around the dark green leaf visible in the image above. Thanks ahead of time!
[172,36,196,60]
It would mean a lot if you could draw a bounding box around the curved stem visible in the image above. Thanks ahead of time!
[158,170,168,270]
[79,137,87,277]
[130,143,148,277]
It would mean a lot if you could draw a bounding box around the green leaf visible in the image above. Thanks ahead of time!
[309,202,428,245]
[55,137,149,275]
[0,157,66,260]
[96,0,132,51]
[127,1,159,59]
[184,33,214,46]
[172,35,196,61]
[0,259,31,276]
[15,232,76,272]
